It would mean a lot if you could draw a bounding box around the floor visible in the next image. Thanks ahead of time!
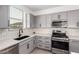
[31,48,52,54]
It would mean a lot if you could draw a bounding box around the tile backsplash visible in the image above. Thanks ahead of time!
[33,28,79,37]
[0,28,79,40]
[0,29,18,40]
[0,29,34,40]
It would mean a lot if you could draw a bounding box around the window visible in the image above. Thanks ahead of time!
[9,6,23,29]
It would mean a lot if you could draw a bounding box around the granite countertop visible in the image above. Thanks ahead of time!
[0,33,51,51]
[0,33,79,51]
[0,34,36,51]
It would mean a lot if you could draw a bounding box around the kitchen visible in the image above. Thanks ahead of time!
[0,5,79,54]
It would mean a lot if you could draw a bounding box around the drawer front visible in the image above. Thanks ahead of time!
[37,39,43,43]
[52,48,69,54]
[37,42,51,50]
[44,40,51,44]
[44,44,51,50]
[37,43,44,49]
[19,40,28,46]
[19,38,33,46]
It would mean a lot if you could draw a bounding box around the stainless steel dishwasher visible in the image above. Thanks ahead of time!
[0,44,19,54]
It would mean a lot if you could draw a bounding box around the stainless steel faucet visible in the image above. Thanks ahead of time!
[18,28,23,37]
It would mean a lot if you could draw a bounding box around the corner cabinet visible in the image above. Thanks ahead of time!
[36,36,51,50]
[0,5,9,28]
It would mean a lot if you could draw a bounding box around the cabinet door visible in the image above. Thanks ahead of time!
[30,14,35,28]
[28,39,34,53]
[52,12,67,21]
[68,10,79,28]
[35,16,41,28]
[33,36,36,49]
[70,39,79,53]
[46,14,52,27]
[36,36,44,48]
[40,15,46,28]
[19,43,29,54]
[35,15,46,28]
[19,39,33,54]
[44,44,51,50]
[0,5,9,28]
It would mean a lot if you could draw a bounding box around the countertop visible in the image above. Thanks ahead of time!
[0,33,79,52]
[69,36,79,40]
[0,33,51,51]
[0,34,36,51]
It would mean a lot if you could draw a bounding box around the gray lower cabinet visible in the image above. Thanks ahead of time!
[36,36,51,50]
[35,15,47,28]
[19,37,34,54]
[0,45,19,54]
[19,36,37,54]
[33,36,37,49]
[70,39,79,53]
[0,5,9,28]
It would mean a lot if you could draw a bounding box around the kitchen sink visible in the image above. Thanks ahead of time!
[14,35,30,40]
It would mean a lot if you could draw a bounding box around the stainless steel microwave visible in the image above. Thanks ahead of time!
[52,21,67,28]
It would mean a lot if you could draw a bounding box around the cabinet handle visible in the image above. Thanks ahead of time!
[40,24,41,27]
[33,40,35,44]
[8,20,10,27]
[27,44,29,49]
[58,15,61,19]
[45,46,49,48]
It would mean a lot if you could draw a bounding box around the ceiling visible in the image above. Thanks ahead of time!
[26,5,62,11]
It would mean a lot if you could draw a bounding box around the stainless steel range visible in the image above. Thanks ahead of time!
[51,30,69,54]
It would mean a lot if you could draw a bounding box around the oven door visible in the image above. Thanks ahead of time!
[52,40,69,51]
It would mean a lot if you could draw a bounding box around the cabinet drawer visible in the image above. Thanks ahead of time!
[19,43,29,54]
[19,39,32,46]
[44,45,51,50]
[44,40,51,44]
[37,44,44,48]
[37,39,43,43]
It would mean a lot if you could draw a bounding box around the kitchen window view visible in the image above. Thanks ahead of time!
[0,5,79,54]
[9,6,23,29]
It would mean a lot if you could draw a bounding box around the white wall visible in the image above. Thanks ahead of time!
[34,5,79,16]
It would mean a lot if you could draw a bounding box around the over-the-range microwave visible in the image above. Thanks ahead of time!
[52,21,68,28]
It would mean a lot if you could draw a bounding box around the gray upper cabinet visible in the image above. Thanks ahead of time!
[40,15,46,28]
[35,15,47,28]
[68,10,79,28]
[30,14,36,28]
[46,14,52,27]
[0,5,9,28]
[34,12,68,28]
[51,12,68,21]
